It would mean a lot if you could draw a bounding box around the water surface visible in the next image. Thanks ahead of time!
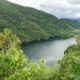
[22,38,76,66]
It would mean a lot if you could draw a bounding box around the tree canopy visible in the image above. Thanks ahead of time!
[0,29,80,80]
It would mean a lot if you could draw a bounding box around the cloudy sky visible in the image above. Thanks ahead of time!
[8,0,80,18]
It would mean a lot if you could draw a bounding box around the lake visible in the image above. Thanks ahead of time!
[22,38,76,67]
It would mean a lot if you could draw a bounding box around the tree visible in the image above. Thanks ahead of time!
[75,35,80,44]
[0,29,52,80]
[0,29,27,80]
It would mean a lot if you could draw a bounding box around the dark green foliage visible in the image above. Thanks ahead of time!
[0,0,80,42]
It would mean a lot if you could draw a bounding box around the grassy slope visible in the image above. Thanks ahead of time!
[0,0,80,42]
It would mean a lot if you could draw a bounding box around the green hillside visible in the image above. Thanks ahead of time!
[61,19,80,29]
[0,0,80,42]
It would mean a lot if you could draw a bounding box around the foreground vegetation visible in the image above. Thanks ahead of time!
[1,29,80,80]
[0,0,80,42]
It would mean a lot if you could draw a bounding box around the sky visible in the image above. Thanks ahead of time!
[8,0,80,18]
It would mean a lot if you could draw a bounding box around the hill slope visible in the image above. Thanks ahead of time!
[0,0,80,42]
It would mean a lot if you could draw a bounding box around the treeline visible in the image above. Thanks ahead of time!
[0,29,80,80]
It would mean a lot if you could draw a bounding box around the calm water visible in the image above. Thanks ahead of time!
[22,38,76,66]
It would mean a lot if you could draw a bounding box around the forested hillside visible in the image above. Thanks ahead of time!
[0,0,80,42]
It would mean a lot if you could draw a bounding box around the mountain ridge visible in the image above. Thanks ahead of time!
[0,0,80,42]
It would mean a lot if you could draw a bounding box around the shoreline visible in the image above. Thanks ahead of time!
[21,36,73,47]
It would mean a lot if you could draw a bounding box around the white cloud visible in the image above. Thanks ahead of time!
[68,0,80,4]
[8,0,46,9]
[67,10,72,14]
[8,0,80,18]
[75,13,80,18]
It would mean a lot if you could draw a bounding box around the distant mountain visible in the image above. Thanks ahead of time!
[72,18,80,22]
[65,18,80,22]
[0,0,80,42]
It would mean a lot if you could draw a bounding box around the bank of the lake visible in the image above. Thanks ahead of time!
[22,38,76,66]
